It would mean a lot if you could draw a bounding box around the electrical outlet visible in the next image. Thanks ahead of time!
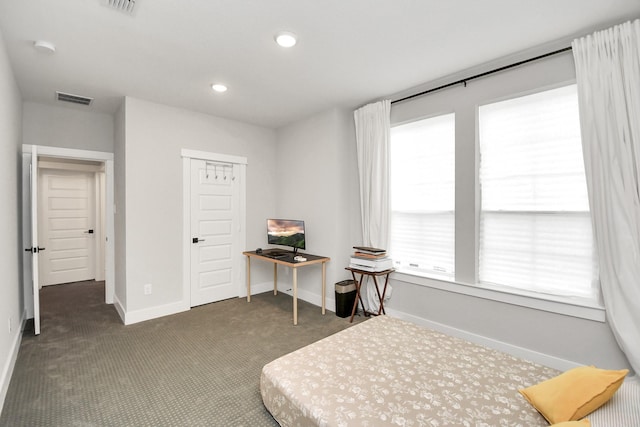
[144,283,152,295]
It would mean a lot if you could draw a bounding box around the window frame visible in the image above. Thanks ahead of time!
[389,112,456,280]
[387,81,605,322]
[477,83,597,300]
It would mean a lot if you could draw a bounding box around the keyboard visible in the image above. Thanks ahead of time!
[266,251,289,259]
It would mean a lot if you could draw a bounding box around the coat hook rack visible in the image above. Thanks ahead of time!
[204,161,236,181]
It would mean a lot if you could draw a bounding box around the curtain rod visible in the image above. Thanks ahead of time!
[391,46,573,105]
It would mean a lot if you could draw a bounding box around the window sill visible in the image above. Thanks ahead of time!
[392,271,606,322]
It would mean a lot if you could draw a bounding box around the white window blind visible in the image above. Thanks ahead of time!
[390,114,455,278]
[478,84,597,299]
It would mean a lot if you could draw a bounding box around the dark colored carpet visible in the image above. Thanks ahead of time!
[1,281,362,426]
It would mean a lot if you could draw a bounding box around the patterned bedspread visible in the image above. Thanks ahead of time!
[261,315,560,427]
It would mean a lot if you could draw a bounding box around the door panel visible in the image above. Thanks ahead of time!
[190,160,238,306]
[200,194,231,211]
[39,170,95,286]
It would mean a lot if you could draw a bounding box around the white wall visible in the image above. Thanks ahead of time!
[22,102,114,153]
[0,27,23,412]
[120,97,277,317]
[274,108,361,310]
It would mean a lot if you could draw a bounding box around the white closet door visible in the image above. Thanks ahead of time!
[39,170,95,286]
[190,159,239,306]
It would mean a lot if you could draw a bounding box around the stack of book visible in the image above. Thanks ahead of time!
[349,246,393,272]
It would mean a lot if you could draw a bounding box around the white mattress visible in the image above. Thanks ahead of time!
[261,315,562,427]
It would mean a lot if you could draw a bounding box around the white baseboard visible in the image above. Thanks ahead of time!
[113,294,126,324]
[276,286,338,314]
[385,308,580,371]
[123,300,189,325]
[273,287,580,372]
[120,280,579,371]
[246,281,275,297]
[0,310,26,414]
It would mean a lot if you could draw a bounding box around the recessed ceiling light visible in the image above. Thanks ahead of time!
[275,31,297,48]
[33,40,56,54]
[211,84,228,93]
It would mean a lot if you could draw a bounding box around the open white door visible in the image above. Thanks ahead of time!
[22,145,115,320]
[30,146,41,335]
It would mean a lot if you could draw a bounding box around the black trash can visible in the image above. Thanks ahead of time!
[335,279,356,318]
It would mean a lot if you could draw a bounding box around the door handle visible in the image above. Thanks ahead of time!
[192,237,205,244]
[25,247,45,253]
[84,229,94,234]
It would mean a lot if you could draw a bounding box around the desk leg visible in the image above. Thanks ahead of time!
[246,256,251,302]
[321,262,326,315]
[273,263,278,295]
[293,267,298,326]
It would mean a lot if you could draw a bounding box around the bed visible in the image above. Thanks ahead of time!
[261,315,639,427]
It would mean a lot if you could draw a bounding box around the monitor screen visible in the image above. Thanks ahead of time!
[267,219,305,250]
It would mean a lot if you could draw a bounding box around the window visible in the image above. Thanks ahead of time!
[390,114,455,278]
[478,84,597,299]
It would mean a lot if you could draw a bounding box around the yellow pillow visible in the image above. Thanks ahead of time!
[551,420,591,427]
[519,366,628,424]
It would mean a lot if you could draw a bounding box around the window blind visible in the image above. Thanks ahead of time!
[478,84,597,299]
[390,114,455,277]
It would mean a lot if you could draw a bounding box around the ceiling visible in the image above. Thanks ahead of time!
[1,1,639,129]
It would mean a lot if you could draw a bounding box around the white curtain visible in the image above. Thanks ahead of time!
[572,19,640,375]
[354,100,392,311]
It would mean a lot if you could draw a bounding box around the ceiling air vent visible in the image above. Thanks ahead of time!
[56,91,93,106]
[104,0,136,14]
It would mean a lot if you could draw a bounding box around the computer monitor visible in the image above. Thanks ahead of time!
[267,219,305,255]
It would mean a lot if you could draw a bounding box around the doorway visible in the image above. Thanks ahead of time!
[38,163,104,286]
[181,149,247,308]
[22,145,115,335]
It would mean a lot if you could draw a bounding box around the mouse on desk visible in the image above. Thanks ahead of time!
[256,248,262,254]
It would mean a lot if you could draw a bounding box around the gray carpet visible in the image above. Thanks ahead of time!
[1,281,363,426]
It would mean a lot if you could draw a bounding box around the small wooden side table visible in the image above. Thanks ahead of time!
[345,267,395,323]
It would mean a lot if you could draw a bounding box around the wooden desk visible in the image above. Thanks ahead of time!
[243,250,330,325]
[345,267,394,323]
